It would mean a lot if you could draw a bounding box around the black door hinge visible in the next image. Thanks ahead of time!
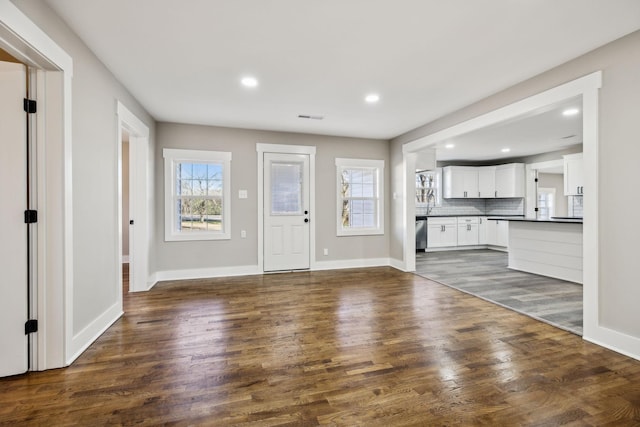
[24,210,38,224]
[25,319,38,334]
[534,178,539,183]
[534,208,539,212]
[23,98,37,114]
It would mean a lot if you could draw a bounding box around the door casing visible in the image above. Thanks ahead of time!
[257,143,316,273]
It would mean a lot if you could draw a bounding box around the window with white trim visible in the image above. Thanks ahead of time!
[163,148,231,241]
[336,158,384,236]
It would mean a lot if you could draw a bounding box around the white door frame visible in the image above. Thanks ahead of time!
[256,143,316,272]
[0,0,74,369]
[116,101,150,293]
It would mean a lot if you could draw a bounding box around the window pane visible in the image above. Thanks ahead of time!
[271,161,302,215]
[208,163,222,180]
[179,163,192,179]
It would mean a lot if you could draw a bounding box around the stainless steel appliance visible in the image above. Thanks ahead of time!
[416,217,427,251]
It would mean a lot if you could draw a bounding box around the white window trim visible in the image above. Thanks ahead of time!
[163,148,232,241]
[335,158,385,236]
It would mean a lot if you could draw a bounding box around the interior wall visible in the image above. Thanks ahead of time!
[11,1,156,339]
[538,173,567,217]
[391,30,640,339]
[121,139,129,259]
[155,122,390,273]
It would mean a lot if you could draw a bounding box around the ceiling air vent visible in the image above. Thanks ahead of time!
[298,114,324,120]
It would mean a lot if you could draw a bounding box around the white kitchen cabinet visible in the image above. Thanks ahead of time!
[427,217,458,248]
[457,217,479,246]
[486,219,509,249]
[478,216,488,245]
[495,163,525,198]
[564,153,584,196]
[443,166,478,198]
[478,166,496,198]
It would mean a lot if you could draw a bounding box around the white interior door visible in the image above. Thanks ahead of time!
[0,60,29,377]
[264,153,310,271]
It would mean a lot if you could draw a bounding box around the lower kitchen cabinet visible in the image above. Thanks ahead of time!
[486,219,509,249]
[457,216,479,246]
[427,217,457,248]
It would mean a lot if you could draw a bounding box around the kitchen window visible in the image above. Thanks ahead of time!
[335,158,384,236]
[163,148,231,241]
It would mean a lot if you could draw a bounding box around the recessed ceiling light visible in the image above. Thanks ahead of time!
[562,108,579,116]
[241,76,258,88]
[445,144,455,149]
[365,93,380,103]
[501,148,511,153]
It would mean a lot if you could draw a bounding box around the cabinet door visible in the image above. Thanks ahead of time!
[443,166,478,198]
[457,224,479,246]
[478,217,488,244]
[564,154,584,196]
[478,167,496,198]
[495,163,525,197]
[497,221,509,247]
[442,225,458,247]
[486,220,498,246]
[427,224,444,248]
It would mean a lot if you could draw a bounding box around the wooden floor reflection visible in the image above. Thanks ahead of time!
[1,267,639,425]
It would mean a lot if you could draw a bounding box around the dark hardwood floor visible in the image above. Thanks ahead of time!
[1,267,639,425]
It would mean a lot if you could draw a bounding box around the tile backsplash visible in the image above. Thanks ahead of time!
[417,198,524,217]
[569,195,583,217]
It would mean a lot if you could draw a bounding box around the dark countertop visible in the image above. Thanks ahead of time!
[416,214,525,220]
[487,216,583,224]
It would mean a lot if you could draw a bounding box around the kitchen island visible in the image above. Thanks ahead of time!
[488,217,583,284]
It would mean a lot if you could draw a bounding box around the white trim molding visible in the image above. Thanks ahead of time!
[335,158,385,237]
[67,302,122,365]
[163,148,232,242]
[0,0,74,370]
[256,143,317,272]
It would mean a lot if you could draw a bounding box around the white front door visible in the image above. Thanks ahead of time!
[0,60,29,377]
[264,153,310,271]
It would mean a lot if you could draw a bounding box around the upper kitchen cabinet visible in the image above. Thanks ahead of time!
[564,153,584,196]
[478,166,496,198]
[495,163,525,198]
[443,166,478,198]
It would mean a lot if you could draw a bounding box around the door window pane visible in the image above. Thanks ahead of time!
[271,161,303,215]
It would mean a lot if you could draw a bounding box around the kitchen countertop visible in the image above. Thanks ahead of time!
[487,216,583,224]
[415,214,525,220]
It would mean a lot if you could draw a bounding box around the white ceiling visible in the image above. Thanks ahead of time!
[435,96,583,162]
[45,0,640,140]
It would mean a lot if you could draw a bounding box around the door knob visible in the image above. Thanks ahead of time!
[304,210,309,214]
[304,218,309,223]
[129,220,134,225]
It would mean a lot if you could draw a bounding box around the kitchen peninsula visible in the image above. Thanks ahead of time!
[491,217,583,284]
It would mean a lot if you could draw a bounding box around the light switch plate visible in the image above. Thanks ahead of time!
[239,190,248,199]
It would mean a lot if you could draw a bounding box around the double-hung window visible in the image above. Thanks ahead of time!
[335,158,384,236]
[163,148,231,241]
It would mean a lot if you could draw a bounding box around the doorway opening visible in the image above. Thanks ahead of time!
[116,101,150,297]
[403,72,600,340]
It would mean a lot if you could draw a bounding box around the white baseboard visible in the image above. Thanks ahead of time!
[584,325,640,362]
[66,301,122,365]
[313,258,390,271]
[389,257,406,271]
[153,264,263,284]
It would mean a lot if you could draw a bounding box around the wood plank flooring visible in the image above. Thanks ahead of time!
[416,249,583,335]
[1,267,639,425]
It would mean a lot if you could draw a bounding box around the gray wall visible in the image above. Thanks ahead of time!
[155,123,390,272]
[392,30,640,338]
[538,173,568,217]
[12,1,156,335]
